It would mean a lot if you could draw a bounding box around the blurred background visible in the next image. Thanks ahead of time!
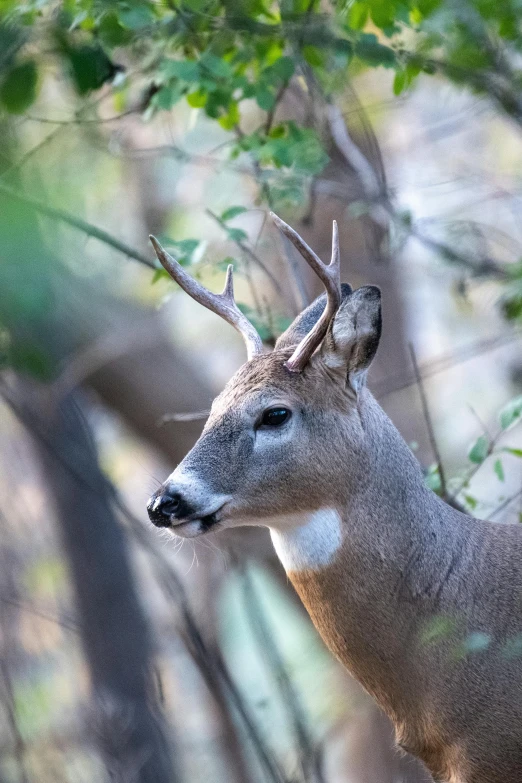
[0,1,521,781]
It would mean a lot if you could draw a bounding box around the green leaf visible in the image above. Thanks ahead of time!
[200,53,233,79]
[237,302,273,342]
[355,34,396,68]
[416,0,443,15]
[161,59,200,82]
[502,633,522,659]
[154,237,200,266]
[186,89,207,108]
[462,631,490,654]
[98,13,132,47]
[119,4,155,30]
[393,70,406,95]
[369,2,395,29]
[269,124,286,138]
[494,458,505,482]
[468,434,489,464]
[502,294,522,321]
[0,60,38,114]
[349,2,369,30]
[499,396,522,430]
[302,46,325,67]
[151,269,170,284]
[425,463,441,493]
[420,614,456,645]
[218,101,240,130]
[152,83,183,110]
[503,447,522,458]
[256,86,276,111]
[0,23,25,72]
[174,239,200,256]
[221,206,247,221]
[463,493,478,511]
[205,87,231,117]
[269,56,295,82]
[9,340,53,380]
[227,227,248,243]
[67,44,117,95]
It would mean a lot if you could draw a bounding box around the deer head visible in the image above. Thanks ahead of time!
[147,214,381,541]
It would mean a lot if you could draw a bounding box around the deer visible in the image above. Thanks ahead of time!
[146,214,522,783]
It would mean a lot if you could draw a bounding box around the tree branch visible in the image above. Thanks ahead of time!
[0,182,155,268]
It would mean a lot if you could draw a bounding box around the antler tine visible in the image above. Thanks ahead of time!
[149,235,263,360]
[270,213,342,373]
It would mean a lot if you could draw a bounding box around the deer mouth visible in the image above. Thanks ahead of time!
[169,507,224,538]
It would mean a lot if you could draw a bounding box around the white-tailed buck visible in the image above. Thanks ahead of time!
[147,215,522,783]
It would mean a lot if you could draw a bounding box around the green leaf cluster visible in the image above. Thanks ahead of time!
[234,122,329,175]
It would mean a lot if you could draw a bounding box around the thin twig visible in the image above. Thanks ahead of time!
[0,182,155,269]
[264,81,289,135]
[25,108,137,125]
[50,319,161,403]
[240,562,324,783]
[376,331,521,401]
[409,343,449,501]
[487,487,522,520]
[206,208,282,296]
[0,595,80,634]
[158,411,210,425]
[0,659,30,783]
[0,127,62,182]
[450,415,502,503]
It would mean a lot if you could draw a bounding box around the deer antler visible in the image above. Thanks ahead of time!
[149,236,263,360]
[270,213,341,373]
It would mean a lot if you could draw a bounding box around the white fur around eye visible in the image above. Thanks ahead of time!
[269,508,342,572]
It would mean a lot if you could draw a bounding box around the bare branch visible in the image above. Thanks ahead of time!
[488,487,522,520]
[158,411,211,425]
[239,562,325,783]
[205,208,283,297]
[0,182,155,268]
[409,343,454,509]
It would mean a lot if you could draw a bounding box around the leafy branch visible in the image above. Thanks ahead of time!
[0,181,156,269]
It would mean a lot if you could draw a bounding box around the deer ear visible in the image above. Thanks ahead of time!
[320,286,381,388]
[276,283,353,350]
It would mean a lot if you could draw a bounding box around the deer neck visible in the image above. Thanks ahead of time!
[269,389,465,726]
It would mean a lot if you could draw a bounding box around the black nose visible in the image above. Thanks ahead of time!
[147,491,182,528]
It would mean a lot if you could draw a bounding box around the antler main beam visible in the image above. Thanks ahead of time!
[149,236,263,361]
[270,213,341,373]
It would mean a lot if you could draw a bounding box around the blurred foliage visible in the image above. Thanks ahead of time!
[2,0,522,121]
[0,0,521,350]
[426,394,522,521]
[0,5,521,782]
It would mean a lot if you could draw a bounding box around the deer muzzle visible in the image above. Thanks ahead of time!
[147,473,230,537]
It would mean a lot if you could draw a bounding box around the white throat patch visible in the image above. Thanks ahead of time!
[269,509,343,573]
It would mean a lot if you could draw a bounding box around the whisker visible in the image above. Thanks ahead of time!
[184,543,198,575]
[196,535,228,569]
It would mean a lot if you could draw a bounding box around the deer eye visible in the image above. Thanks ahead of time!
[260,407,291,427]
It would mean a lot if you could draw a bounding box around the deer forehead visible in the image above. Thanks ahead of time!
[207,350,347,420]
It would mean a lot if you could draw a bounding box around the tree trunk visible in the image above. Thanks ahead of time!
[15,384,178,783]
